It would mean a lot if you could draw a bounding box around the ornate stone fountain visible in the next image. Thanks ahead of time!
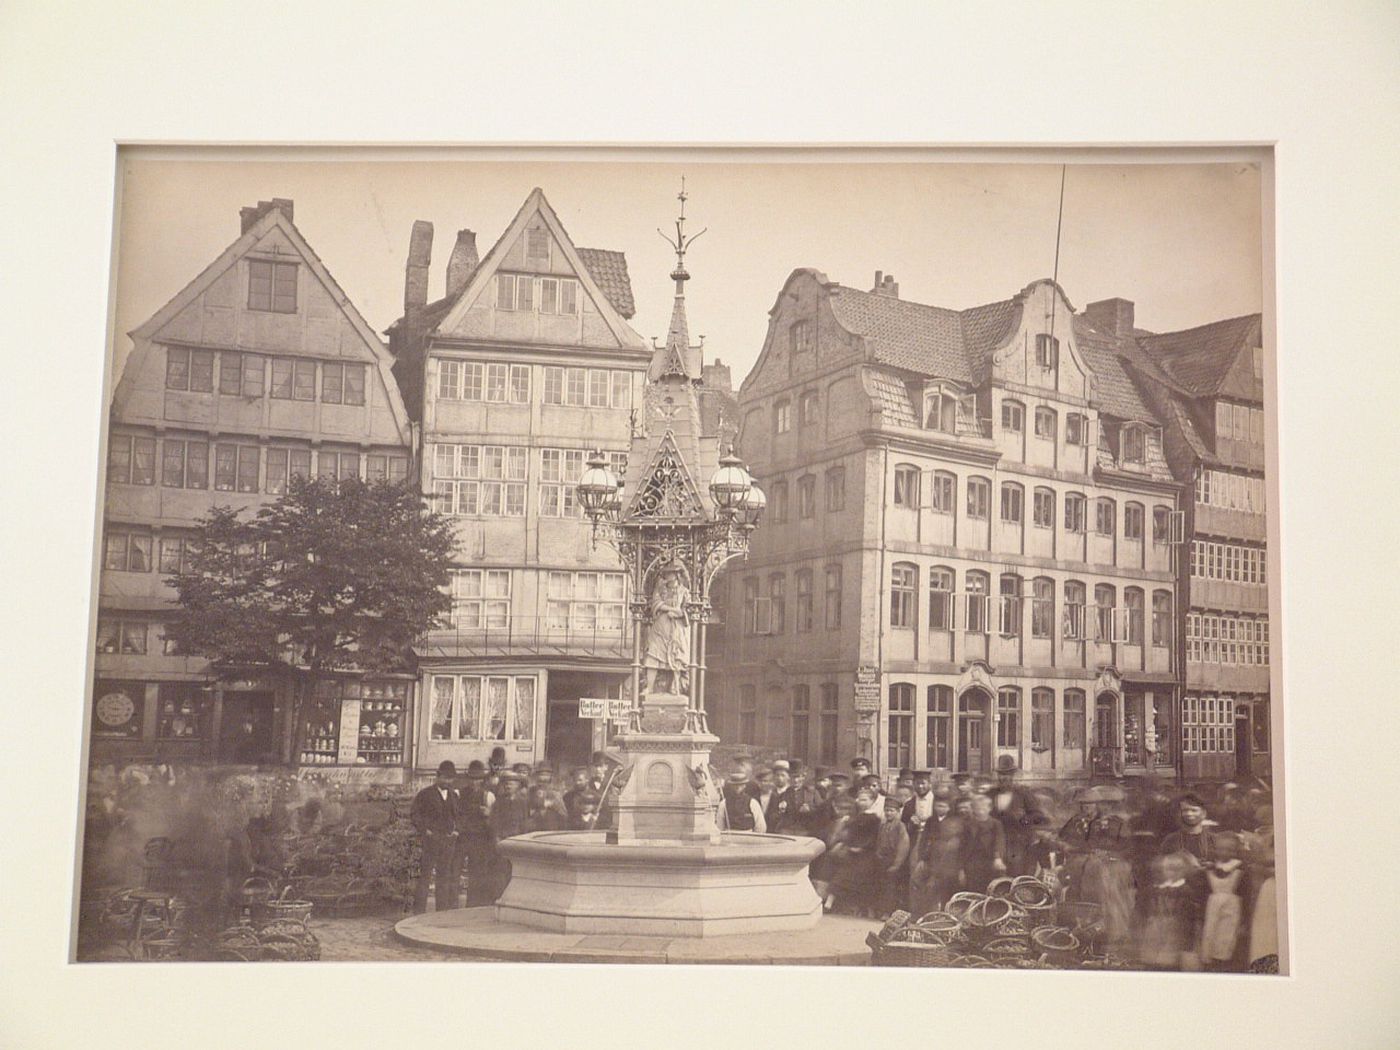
[491,186,823,936]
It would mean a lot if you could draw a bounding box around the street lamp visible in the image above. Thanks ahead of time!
[577,451,619,519]
[738,480,766,527]
[708,451,752,516]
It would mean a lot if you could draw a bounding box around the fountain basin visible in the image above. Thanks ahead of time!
[495,830,825,937]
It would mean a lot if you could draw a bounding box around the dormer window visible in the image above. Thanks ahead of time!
[1122,423,1146,464]
[1035,334,1059,369]
[497,274,534,311]
[923,386,958,433]
[248,260,297,313]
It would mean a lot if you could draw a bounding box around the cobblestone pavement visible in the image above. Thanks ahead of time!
[311,909,463,962]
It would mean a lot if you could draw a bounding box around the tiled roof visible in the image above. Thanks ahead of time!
[864,369,918,427]
[577,247,636,319]
[1138,314,1261,395]
[829,287,1014,383]
[1071,315,1158,423]
[1169,397,1217,465]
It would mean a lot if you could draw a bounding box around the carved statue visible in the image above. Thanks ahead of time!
[642,564,691,696]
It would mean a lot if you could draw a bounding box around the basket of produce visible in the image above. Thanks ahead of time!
[252,885,313,925]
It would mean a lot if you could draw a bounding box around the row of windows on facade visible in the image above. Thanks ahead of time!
[1214,401,1266,449]
[1195,469,1266,515]
[429,673,538,744]
[495,273,580,315]
[1185,613,1271,666]
[95,618,181,657]
[106,434,408,494]
[1181,694,1270,755]
[1189,540,1269,586]
[165,346,368,404]
[430,445,627,518]
[889,465,1184,541]
[89,681,217,740]
[436,361,633,411]
[442,568,627,634]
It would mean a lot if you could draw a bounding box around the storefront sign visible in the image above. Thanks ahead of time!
[854,665,882,712]
[336,697,362,765]
[580,697,630,721]
[296,765,405,785]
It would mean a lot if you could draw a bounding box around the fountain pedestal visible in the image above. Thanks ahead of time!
[493,693,824,936]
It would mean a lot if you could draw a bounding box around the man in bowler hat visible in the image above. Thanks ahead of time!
[410,760,461,913]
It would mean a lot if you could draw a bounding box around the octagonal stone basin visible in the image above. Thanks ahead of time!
[495,830,826,938]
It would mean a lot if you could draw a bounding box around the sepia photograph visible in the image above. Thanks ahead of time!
[74,150,1284,974]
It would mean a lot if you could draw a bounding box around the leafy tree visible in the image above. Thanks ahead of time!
[166,476,455,760]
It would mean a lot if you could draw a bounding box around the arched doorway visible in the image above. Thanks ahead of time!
[957,688,991,773]
[1092,691,1121,776]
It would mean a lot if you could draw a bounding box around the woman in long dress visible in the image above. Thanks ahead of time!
[642,568,690,694]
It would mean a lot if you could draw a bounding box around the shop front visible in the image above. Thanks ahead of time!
[296,676,415,784]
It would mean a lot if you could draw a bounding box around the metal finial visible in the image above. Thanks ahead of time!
[658,176,707,288]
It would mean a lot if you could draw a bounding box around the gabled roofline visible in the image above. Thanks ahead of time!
[433,187,645,350]
[120,206,413,443]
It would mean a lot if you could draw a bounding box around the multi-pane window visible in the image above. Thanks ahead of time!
[818,682,838,764]
[547,572,626,633]
[888,684,914,769]
[1182,694,1236,754]
[1152,505,1171,545]
[924,388,958,433]
[769,480,789,523]
[269,357,318,401]
[316,450,361,484]
[890,563,917,629]
[964,571,990,633]
[1064,493,1087,533]
[1187,614,1269,666]
[213,443,260,493]
[791,685,811,760]
[1000,483,1023,524]
[998,574,1023,636]
[769,573,787,634]
[540,366,631,409]
[539,277,579,315]
[799,390,819,427]
[104,531,152,572]
[824,564,843,630]
[1066,413,1088,446]
[449,569,511,629]
[797,475,816,519]
[1190,540,1268,585]
[95,617,148,655]
[825,466,846,511]
[1063,580,1087,640]
[161,438,209,489]
[109,433,157,486]
[926,685,952,768]
[893,465,921,508]
[525,227,551,268]
[1031,577,1054,638]
[1031,689,1054,752]
[320,361,366,406]
[539,448,587,517]
[795,569,814,632]
[1094,584,1117,642]
[217,352,266,398]
[365,454,409,485]
[248,260,297,313]
[1063,689,1086,751]
[1124,503,1145,540]
[1034,405,1056,439]
[1094,498,1116,536]
[929,471,955,513]
[743,577,761,635]
[790,321,814,364]
[1033,487,1055,528]
[739,685,758,743]
[496,273,534,311]
[1001,400,1024,434]
[966,477,990,519]
[429,674,536,742]
[774,399,792,433]
[432,444,527,516]
[928,567,955,630]
[1123,588,1145,644]
[1152,591,1173,648]
[1035,334,1059,369]
[158,536,193,576]
[165,347,215,392]
[1195,469,1266,514]
[265,447,313,495]
[996,687,1020,748]
[1121,424,1146,464]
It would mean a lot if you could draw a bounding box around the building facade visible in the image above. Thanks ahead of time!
[1136,315,1271,781]
[93,199,417,774]
[387,189,652,774]
[710,270,1186,783]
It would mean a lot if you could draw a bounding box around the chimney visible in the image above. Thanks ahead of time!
[871,271,899,298]
[404,220,434,319]
[239,198,294,234]
[1086,297,1136,338]
[445,229,478,300]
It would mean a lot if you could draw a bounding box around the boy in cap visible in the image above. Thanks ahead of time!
[487,770,530,900]
[717,760,766,832]
[989,755,1047,876]
[409,760,461,913]
[876,795,912,916]
[767,760,797,833]
[456,760,497,906]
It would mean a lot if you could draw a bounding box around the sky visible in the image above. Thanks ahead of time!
[109,152,1263,390]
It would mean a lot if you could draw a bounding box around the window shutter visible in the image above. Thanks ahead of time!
[1168,510,1186,544]
[754,597,773,635]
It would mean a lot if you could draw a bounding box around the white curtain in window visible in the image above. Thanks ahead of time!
[431,677,454,740]
[486,678,508,739]
[458,677,481,740]
[513,678,536,740]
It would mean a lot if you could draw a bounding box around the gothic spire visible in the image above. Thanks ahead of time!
[649,178,706,382]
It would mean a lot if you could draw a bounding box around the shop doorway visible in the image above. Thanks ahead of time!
[546,672,622,770]
[956,689,989,773]
[1235,708,1252,778]
[218,691,275,763]
[1092,692,1121,776]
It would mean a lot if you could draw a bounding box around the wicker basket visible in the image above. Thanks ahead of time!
[872,941,957,968]
[252,885,313,925]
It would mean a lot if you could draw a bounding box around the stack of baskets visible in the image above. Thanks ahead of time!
[868,876,1131,970]
[215,919,321,962]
